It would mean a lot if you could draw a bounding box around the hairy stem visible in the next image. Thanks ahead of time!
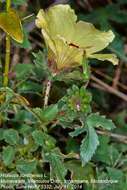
[44,80,52,108]
[3,0,11,87]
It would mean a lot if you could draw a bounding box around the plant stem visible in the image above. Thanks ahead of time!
[6,0,11,11]
[44,80,52,108]
[96,129,127,144]
[3,36,11,87]
[3,0,11,87]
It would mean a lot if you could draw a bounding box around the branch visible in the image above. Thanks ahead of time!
[91,75,127,102]
[96,129,127,144]
[44,80,52,108]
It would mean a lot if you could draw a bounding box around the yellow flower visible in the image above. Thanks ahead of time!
[35,4,118,73]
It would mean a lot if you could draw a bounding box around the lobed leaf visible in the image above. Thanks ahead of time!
[87,113,116,130]
[69,127,86,137]
[44,149,67,182]
[80,126,99,165]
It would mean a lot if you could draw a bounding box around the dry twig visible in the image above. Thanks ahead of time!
[97,129,127,144]
[91,75,127,102]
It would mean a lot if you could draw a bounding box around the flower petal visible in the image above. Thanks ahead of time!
[36,5,76,41]
[89,53,119,65]
[35,5,118,71]
[48,36,83,71]
[36,5,81,70]
[74,21,115,55]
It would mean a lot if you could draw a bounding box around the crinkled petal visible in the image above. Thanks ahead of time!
[48,36,83,70]
[89,53,119,65]
[36,5,76,41]
[35,5,118,71]
[74,21,115,55]
[35,9,48,30]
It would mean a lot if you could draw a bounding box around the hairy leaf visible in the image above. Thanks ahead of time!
[16,159,37,174]
[4,129,19,145]
[80,126,99,165]
[69,127,86,137]
[87,113,116,130]
[2,146,15,166]
[33,104,58,123]
[65,160,94,180]
[32,130,56,150]
[44,149,67,182]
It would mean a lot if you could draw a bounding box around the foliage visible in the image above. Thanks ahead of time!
[0,1,127,190]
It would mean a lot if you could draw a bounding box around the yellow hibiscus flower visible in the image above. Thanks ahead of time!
[35,4,118,73]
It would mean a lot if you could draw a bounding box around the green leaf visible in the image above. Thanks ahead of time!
[14,110,35,123]
[94,136,111,164]
[65,160,94,181]
[32,130,45,146]
[32,130,56,150]
[69,127,86,137]
[15,28,32,49]
[18,124,32,136]
[15,63,33,79]
[87,113,116,130]
[33,104,58,123]
[106,167,124,180]
[2,146,15,166]
[44,149,67,182]
[80,126,99,165]
[4,129,19,145]
[13,0,27,5]
[42,104,58,122]
[54,70,84,84]
[18,81,42,93]
[32,51,50,80]
[16,160,37,174]
[20,29,31,48]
